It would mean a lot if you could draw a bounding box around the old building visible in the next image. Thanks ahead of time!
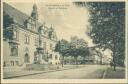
[3,3,60,67]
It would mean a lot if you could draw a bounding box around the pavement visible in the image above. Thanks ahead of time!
[103,66,125,79]
[3,65,107,79]
[3,65,85,79]
[3,65,125,79]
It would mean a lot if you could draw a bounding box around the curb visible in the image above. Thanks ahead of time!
[4,66,84,79]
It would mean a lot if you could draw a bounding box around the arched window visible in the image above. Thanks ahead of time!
[55,55,58,60]
[49,54,52,59]
[24,53,30,63]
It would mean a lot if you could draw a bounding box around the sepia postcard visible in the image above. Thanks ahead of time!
[1,0,128,83]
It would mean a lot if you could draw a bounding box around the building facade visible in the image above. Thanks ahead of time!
[3,3,60,67]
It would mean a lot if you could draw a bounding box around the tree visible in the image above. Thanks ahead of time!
[87,2,125,66]
[69,36,89,64]
[55,39,70,67]
[74,2,125,66]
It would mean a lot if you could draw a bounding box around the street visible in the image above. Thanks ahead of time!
[13,65,107,79]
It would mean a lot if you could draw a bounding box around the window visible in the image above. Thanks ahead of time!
[10,61,14,66]
[43,42,46,49]
[27,18,35,29]
[25,35,29,44]
[13,31,19,40]
[31,24,34,29]
[41,29,44,35]
[3,61,6,67]
[50,43,53,50]
[27,23,30,29]
[10,46,18,56]
[35,37,38,46]
[16,61,19,66]
[33,24,35,29]
[50,62,52,64]
[56,62,58,65]
[44,31,46,35]
[49,54,52,59]
[55,55,58,60]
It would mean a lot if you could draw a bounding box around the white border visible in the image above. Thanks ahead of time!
[1,0,127,83]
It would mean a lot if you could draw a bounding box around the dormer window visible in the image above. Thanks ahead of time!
[25,17,36,30]
[41,29,44,35]
[39,26,47,36]
[27,23,30,29]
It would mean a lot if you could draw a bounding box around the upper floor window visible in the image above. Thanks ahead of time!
[55,55,58,60]
[43,42,46,49]
[49,54,52,59]
[28,23,34,29]
[26,18,36,29]
[35,37,38,46]
[50,43,53,50]
[13,30,19,41]
[25,35,29,44]
[3,61,6,67]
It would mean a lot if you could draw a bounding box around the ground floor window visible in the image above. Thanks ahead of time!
[10,61,14,66]
[16,61,19,65]
[10,46,18,56]
[3,61,6,67]
[49,54,52,59]
[50,62,52,64]
[56,62,58,65]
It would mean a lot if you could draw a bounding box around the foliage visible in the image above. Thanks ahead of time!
[55,39,70,56]
[86,2,125,65]
[55,36,89,65]
[69,36,89,60]
[55,39,70,66]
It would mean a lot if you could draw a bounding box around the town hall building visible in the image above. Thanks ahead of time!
[3,2,60,67]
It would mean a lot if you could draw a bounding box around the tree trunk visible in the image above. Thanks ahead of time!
[74,56,78,65]
[84,56,86,64]
[100,56,102,65]
[62,55,64,67]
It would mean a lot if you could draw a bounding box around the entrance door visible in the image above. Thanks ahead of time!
[24,53,30,63]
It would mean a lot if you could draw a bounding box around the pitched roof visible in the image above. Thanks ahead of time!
[3,2,43,30]
[3,2,57,41]
[3,2,30,26]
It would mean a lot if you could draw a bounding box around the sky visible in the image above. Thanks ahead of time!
[8,2,95,47]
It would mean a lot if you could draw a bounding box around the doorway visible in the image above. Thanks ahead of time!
[24,53,30,63]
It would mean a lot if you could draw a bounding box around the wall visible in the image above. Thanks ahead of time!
[3,24,60,67]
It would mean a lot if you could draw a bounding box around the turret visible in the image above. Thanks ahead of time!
[31,4,38,20]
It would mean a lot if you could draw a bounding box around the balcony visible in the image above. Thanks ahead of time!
[8,39,19,45]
